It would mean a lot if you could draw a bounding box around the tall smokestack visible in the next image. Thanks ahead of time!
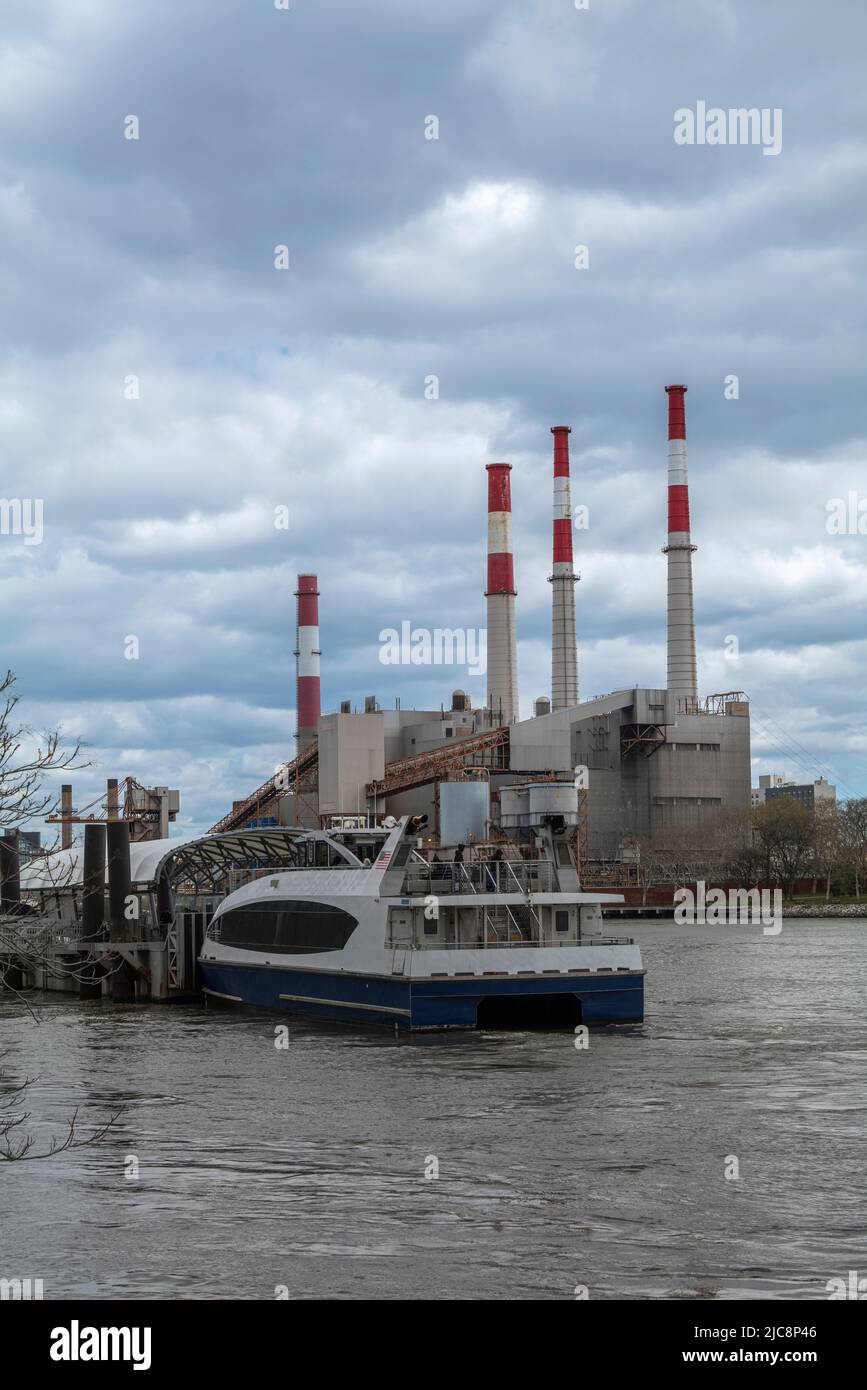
[549,426,579,710]
[294,574,321,750]
[485,463,519,725]
[663,385,698,703]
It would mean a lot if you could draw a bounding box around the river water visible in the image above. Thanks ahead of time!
[1,921,865,1300]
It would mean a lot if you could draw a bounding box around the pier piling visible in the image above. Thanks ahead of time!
[80,822,107,998]
[107,820,136,1002]
[0,831,24,992]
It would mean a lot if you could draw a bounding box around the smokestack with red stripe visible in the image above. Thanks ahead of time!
[485,464,519,724]
[294,574,321,750]
[549,426,579,710]
[663,386,698,702]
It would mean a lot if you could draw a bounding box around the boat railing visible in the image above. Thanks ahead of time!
[222,862,320,894]
[402,861,556,896]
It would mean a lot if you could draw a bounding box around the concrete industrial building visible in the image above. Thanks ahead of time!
[510,687,750,859]
[213,385,752,864]
[258,680,751,859]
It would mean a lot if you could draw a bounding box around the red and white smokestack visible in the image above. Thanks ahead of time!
[549,426,579,710]
[663,386,698,703]
[294,574,321,750]
[485,463,519,725]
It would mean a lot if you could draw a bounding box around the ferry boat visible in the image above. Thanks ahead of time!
[198,814,644,1030]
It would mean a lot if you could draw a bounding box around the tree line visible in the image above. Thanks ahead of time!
[627,795,867,903]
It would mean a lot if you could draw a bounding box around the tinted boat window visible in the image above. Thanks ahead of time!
[210,900,358,953]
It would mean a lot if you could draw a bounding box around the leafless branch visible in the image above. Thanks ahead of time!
[0,1060,122,1161]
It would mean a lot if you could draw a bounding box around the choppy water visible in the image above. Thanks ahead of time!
[1,921,866,1300]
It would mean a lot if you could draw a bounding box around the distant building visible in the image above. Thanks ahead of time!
[762,777,836,813]
[751,773,786,808]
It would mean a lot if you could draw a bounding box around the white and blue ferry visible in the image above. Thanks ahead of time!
[198,815,644,1030]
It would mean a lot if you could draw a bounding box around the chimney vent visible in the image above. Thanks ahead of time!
[663,386,698,700]
[548,426,579,710]
[485,463,519,724]
[294,574,321,750]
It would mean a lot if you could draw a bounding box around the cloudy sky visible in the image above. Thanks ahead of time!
[2,0,866,837]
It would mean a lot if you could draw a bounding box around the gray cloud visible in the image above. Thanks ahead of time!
[1,0,866,835]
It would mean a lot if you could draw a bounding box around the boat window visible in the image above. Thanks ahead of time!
[555,910,570,933]
[209,900,358,953]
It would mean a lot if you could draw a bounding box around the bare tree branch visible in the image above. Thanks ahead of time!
[0,1058,122,1161]
[0,669,90,830]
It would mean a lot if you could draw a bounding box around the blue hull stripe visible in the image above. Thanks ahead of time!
[200,961,644,1029]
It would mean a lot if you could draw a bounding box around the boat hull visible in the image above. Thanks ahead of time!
[199,959,644,1030]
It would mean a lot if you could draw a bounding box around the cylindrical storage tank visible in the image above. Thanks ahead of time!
[534,696,551,717]
[439,781,489,847]
[527,782,580,827]
[499,784,530,830]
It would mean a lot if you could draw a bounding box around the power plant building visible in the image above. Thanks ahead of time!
[214,384,752,864]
